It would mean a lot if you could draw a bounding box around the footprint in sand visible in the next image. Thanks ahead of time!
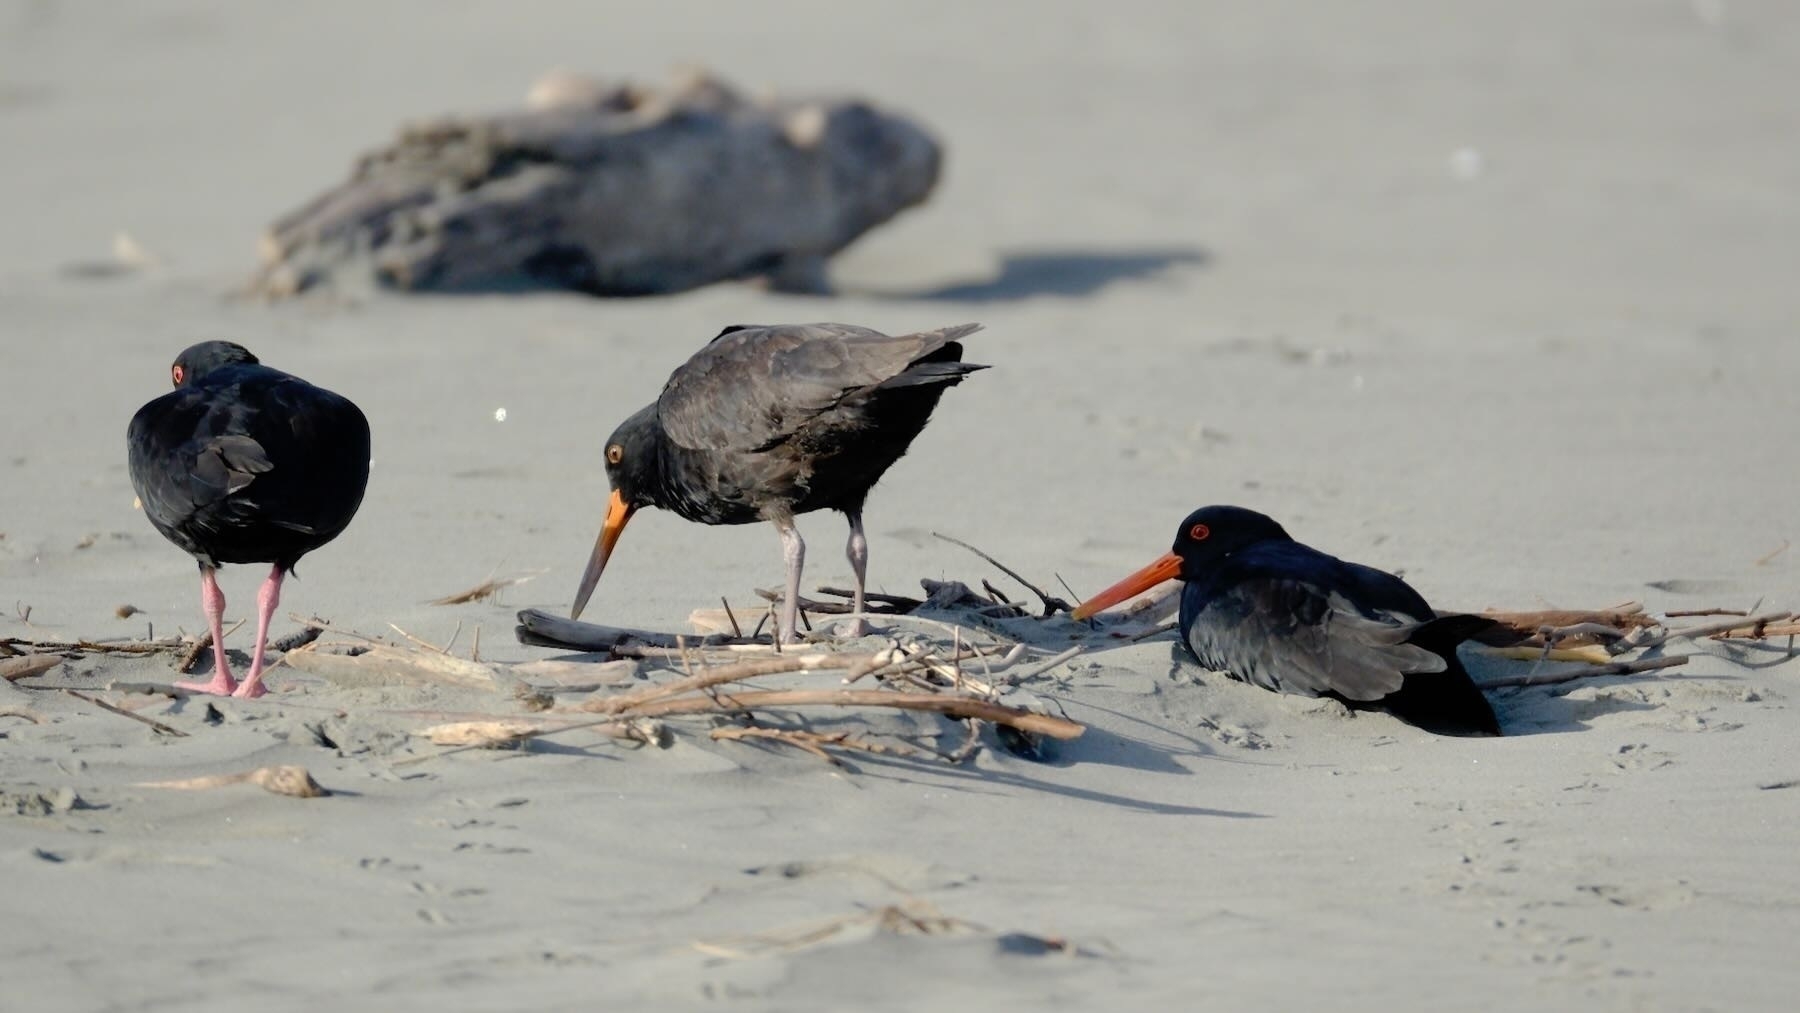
[1193,715,1270,750]
[1575,880,1696,911]
[452,841,531,855]
[357,856,423,874]
[1605,742,1675,773]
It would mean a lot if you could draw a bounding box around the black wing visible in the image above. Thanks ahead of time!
[1182,575,1450,701]
[657,322,982,453]
[129,388,276,545]
[127,367,370,566]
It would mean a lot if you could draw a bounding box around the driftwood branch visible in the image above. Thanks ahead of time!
[1,654,63,682]
[176,632,211,673]
[575,649,908,714]
[138,765,326,797]
[1479,643,1614,665]
[1479,653,1691,689]
[172,620,253,673]
[516,608,754,651]
[269,624,325,653]
[282,643,520,692]
[605,688,1082,740]
[1715,622,1800,641]
[1676,611,1792,640]
[1475,605,1658,647]
[558,638,1084,740]
[250,69,940,299]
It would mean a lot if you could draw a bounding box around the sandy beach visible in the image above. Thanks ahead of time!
[3,1,1798,1009]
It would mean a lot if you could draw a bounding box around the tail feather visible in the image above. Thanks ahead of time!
[879,359,990,389]
[1385,614,1502,736]
[1407,613,1500,655]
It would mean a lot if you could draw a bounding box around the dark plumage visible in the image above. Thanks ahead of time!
[1073,505,1500,735]
[571,322,985,641]
[128,341,370,698]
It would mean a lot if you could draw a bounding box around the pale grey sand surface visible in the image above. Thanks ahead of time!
[2,2,1798,1010]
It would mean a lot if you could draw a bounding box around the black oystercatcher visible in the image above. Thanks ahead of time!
[571,322,985,642]
[1072,505,1500,735]
[128,341,370,698]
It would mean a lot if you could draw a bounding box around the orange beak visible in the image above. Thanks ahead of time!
[571,489,636,620]
[1070,551,1183,620]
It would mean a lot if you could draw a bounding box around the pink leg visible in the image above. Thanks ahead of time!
[843,511,871,638]
[232,565,285,699]
[174,567,238,696]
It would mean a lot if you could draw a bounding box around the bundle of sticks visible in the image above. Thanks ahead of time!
[5,531,1789,766]
[263,611,1085,767]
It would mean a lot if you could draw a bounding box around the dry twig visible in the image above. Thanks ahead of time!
[816,586,925,610]
[1,635,187,658]
[710,725,920,764]
[1695,614,1796,640]
[1479,653,1690,689]
[593,687,1082,740]
[1645,610,1792,648]
[62,689,187,737]
[429,569,545,606]
[174,619,250,673]
[577,651,887,714]
[1476,605,1657,647]
[1715,622,1800,641]
[932,531,1073,617]
[176,632,211,673]
[1003,645,1085,685]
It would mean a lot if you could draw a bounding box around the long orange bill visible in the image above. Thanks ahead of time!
[571,489,636,620]
[1070,551,1183,620]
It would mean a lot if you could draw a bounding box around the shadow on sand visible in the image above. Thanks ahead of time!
[874,246,1208,302]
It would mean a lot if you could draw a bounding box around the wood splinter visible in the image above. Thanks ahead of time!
[138,765,326,798]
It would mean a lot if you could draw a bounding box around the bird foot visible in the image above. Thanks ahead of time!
[173,673,238,696]
[231,677,268,700]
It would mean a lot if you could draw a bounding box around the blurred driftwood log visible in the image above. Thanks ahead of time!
[250,69,942,298]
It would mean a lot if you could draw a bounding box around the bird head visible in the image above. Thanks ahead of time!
[1070,505,1291,620]
[170,341,258,388]
[571,405,662,620]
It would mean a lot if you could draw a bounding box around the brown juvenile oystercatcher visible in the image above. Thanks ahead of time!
[571,322,984,642]
[128,341,370,698]
[1073,505,1501,735]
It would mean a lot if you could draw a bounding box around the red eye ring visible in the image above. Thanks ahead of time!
[605,444,624,465]
[1189,523,1210,541]
[171,365,185,386]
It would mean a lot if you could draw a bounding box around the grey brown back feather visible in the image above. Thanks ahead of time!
[657,323,983,453]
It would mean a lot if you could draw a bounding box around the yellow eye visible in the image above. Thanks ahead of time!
[605,444,624,465]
